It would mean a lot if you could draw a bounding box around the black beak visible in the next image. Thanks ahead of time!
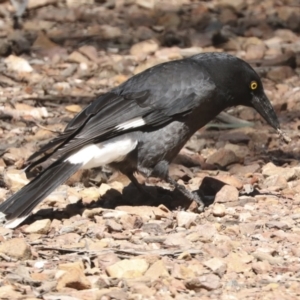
[251,93,280,130]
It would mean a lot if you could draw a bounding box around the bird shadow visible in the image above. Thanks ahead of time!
[22,174,288,226]
[24,179,213,225]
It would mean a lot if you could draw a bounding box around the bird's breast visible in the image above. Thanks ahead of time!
[137,121,193,168]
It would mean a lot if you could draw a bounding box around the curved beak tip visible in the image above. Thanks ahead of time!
[251,94,280,130]
[251,94,291,143]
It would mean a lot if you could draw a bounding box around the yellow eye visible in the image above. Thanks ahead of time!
[250,81,258,90]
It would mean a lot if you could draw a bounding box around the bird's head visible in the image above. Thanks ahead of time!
[194,53,280,131]
[225,56,280,131]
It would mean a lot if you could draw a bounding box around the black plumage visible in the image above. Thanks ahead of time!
[0,52,280,228]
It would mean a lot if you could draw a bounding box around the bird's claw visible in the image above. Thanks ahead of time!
[191,192,205,212]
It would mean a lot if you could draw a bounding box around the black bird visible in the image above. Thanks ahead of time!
[0,52,280,228]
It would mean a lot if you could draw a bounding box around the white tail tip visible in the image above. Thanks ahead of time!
[0,214,29,229]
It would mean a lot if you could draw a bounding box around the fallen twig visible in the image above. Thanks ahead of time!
[35,246,203,258]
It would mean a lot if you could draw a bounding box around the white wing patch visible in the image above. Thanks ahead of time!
[116,117,146,131]
[66,138,138,169]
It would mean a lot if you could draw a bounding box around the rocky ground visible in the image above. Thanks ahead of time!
[0,0,300,299]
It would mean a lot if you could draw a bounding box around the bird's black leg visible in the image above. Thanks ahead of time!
[140,161,205,211]
[165,175,205,212]
[127,170,205,211]
[127,173,156,200]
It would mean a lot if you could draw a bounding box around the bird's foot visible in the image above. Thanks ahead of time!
[190,191,205,212]
[165,176,205,212]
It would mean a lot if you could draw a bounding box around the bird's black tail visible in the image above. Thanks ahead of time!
[0,161,82,228]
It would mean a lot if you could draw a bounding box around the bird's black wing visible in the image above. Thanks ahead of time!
[28,58,215,167]
[27,92,123,163]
